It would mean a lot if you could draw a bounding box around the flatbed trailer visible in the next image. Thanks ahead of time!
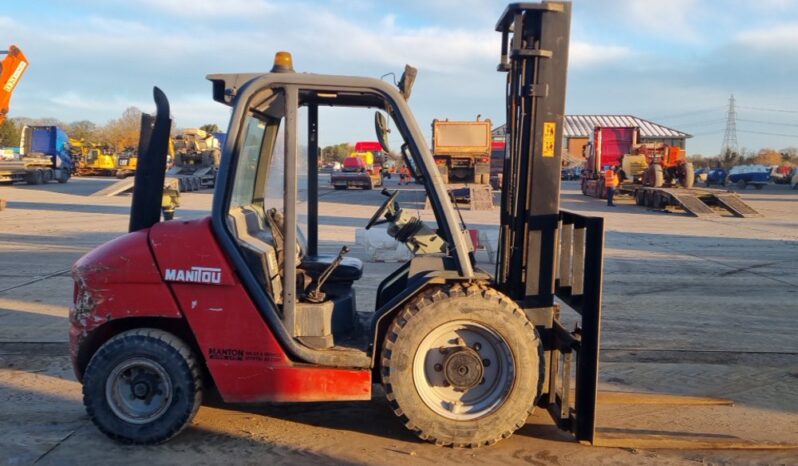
[617,183,760,218]
[0,155,71,185]
[165,165,217,192]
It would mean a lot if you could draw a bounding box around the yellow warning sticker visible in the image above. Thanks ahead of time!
[542,122,556,157]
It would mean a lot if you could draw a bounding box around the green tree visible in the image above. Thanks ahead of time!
[99,107,142,151]
[720,147,739,168]
[200,123,220,133]
[321,143,353,163]
[0,119,20,147]
[67,120,97,142]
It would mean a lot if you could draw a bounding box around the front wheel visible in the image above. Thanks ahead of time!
[381,285,543,447]
[82,328,202,444]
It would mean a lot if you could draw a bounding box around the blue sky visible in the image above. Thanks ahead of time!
[5,0,798,155]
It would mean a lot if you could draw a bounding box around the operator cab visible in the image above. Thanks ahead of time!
[211,54,478,352]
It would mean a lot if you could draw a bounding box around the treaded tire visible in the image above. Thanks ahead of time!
[82,328,202,444]
[381,284,543,448]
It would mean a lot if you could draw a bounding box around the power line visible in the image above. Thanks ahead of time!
[737,118,798,128]
[675,118,727,127]
[737,105,798,114]
[737,129,798,139]
[648,106,726,121]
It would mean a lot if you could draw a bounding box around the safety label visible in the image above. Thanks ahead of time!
[542,122,556,157]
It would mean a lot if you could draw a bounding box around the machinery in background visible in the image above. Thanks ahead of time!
[114,148,138,178]
[431,118,492,184]
[165,128,220,191]
[0,125,72,184]
[73,142,117,176]
[0,45,29,124]
[580,126,638,198]
[620,142,694,188]
[330,141,384,190]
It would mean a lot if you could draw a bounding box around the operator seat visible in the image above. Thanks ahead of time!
[264,208,363,285]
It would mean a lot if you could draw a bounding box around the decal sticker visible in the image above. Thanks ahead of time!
[542,121,556,157]
[208,348,281,362]
[164,266,222,284]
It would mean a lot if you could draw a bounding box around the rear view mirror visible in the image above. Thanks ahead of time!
[374,111,391,153]
[398,65,417,100]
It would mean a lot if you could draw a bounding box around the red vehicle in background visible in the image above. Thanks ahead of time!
[490,140,505,189]
[330,141,384,190]
[580,126,638,198]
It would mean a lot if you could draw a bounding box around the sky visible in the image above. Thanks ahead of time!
[4,0,798,156]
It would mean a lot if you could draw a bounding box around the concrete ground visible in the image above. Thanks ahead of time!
[1,176,797,465]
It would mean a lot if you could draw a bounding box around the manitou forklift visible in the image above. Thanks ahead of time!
[70,3,604,447]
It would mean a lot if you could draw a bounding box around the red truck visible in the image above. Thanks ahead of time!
[580,126,638,198]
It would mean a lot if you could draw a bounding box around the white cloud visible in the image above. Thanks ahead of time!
[736,22,798,48]
[570,42,632,68]
[135,0,274,17]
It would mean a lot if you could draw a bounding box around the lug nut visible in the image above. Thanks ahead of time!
[482,358,491,367]
[473,343,481,351]
[442,380,450,387]
[434,363,443,372]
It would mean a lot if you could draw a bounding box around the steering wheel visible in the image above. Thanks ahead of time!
[365,189,400,230]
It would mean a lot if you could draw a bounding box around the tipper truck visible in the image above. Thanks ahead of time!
[580,126,637,198]
[431,118,492,184]
[0,125,73,184]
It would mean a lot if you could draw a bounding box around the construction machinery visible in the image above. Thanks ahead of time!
[74,143,117,176]
[165,128,220,191]
[0,125,72,184]
[580,126,638,198]
[114,148,138,178]
[0,45,28,124]
[330,141,384,190]
[68,2,787,451]
[431,118,492,184]
[620,142,694,188]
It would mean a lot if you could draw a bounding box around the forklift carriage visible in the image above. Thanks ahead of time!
[70,2,609,448]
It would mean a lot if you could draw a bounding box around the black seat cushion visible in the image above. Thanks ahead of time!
[300,255,363,282]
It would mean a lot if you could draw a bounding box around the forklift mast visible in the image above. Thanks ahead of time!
[495,2,605,444]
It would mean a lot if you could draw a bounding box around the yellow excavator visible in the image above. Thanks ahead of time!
[71,139,117,176]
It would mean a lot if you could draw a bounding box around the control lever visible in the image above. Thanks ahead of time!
[306,246,350,303]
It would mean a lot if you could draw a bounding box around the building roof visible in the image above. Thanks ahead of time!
[493,115,691,139]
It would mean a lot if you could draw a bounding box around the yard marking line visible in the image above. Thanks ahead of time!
[0,268,71,294]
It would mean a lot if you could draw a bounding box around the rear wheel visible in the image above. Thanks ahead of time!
[681,162,694,188]
[737,179,747,189]
[381,285,543,447]
[652,165,664,188]
[26,170,44,185]
[334,185,346,190]
[82,328,202,444]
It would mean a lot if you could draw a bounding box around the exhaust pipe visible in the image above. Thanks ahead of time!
[129,87,172,232]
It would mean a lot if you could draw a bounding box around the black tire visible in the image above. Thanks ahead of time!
[56,170,69,184]
[82,328,202,444]
[754,184,764,190]
[26,170,44,185]
[334,185,346,190]
[381,285,543,448]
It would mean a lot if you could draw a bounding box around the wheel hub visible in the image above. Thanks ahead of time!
[443,347,484,390]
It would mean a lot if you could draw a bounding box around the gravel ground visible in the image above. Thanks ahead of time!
[0,176,796,465]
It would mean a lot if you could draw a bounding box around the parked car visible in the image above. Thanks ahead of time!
[704,167,728,187]
[728,165,770,190]
[694,167,708,184]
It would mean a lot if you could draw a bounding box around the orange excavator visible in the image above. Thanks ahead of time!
[0,45,29,124]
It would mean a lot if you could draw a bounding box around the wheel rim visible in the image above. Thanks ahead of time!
[105,357,173,424]
[413,320,515,421]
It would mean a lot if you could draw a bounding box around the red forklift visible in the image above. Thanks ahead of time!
[71,3,604,448]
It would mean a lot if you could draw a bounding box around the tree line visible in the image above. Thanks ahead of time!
[689,147,798,169]
[0,107,221,153]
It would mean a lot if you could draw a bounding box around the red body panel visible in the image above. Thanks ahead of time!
[354,141,382,152]
[590,127,637,172]
[149,218,371,402]
[71,217,372,402]
[70,230,182,369]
